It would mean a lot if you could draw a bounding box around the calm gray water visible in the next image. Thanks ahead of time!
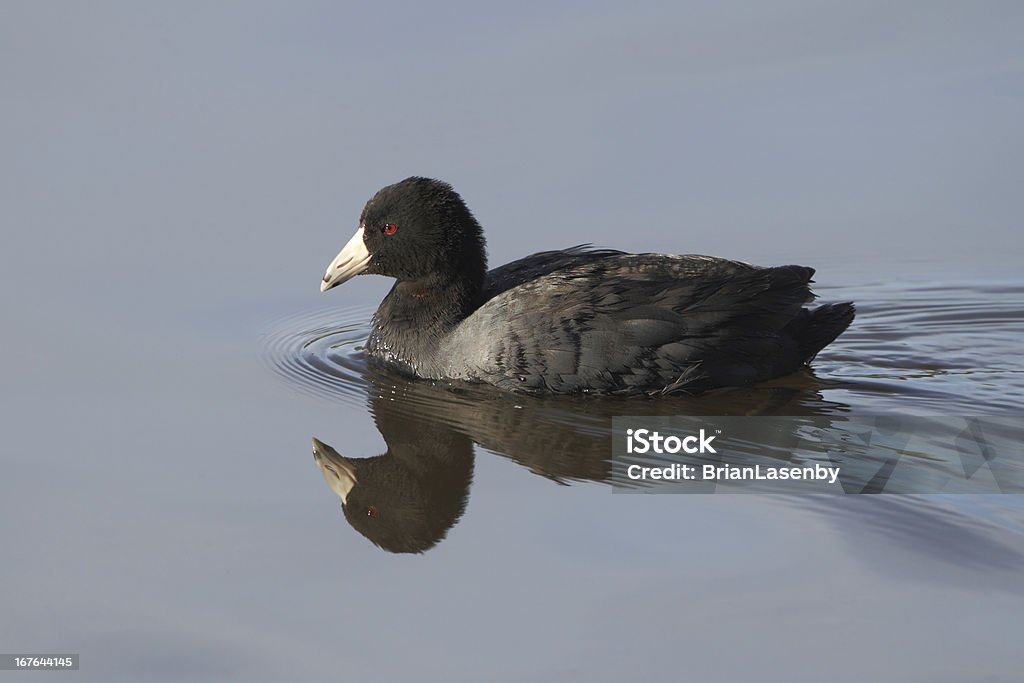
[5,252,1024,683]
[3,3,1024,681]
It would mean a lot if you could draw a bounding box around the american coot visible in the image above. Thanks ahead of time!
[320,177,855,395]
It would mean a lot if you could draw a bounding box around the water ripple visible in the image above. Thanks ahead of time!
[260,304,376,405]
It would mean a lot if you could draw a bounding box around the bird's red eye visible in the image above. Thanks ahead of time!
[383,223,398,235]
[366,505,379,518]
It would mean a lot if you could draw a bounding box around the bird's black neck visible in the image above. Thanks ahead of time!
[367,273,483,374]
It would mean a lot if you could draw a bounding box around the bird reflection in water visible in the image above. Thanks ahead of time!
[311,365,851,554]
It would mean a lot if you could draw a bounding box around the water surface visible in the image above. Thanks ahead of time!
[252,266,1024,679]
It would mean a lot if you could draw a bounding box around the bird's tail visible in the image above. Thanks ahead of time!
[796,302,856,363]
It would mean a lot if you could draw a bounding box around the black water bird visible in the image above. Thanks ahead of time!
[320,177,854,395]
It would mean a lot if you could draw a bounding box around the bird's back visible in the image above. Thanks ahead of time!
[437,248,854,395]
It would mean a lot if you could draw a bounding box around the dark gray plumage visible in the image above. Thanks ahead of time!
[320,177,855,395]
